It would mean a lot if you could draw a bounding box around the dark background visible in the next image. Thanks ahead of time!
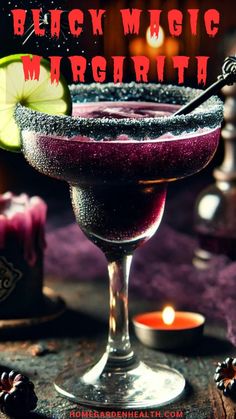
[0,0,235,227]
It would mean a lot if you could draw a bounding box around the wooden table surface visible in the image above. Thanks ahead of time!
[0,279,235,419]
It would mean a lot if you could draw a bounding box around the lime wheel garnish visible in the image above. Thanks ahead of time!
[0,54,72,151]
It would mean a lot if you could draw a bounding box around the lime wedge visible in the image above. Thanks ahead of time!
[0,54,72,152]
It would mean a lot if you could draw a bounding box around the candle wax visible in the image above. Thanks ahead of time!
[0,192,47,266]
[135,312,204,330]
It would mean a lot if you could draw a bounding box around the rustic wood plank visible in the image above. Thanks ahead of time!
[0,279,234,418]
[209,385,236,419]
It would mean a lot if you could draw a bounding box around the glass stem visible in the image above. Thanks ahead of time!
[106,255,135,367]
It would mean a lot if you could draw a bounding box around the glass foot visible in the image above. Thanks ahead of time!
[54,355,185,409]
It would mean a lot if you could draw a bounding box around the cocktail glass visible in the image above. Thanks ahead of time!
[15,83,223,409]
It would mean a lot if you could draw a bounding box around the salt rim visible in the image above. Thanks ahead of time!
[15,83,224,141]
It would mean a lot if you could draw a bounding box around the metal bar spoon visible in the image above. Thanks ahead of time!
[174,56,236,116]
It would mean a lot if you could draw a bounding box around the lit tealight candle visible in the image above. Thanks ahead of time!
[133,306,205,350]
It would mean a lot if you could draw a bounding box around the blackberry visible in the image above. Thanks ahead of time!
[214,357,236,398]
[0,370,37,417]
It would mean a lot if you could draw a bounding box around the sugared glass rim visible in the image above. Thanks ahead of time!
[15,83,223,140]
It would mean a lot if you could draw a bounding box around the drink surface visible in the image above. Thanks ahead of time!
[22,101,220,254]
[22,101,220,185]
[72,101,175,120]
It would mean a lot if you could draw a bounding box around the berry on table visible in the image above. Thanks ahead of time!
[0,370,37,417]
[214,357,236,398]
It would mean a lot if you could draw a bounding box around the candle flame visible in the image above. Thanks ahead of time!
[146,26,165,49]
[162,306,175,325]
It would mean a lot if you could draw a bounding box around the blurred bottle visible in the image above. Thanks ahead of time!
[194,28,236,268]
[194,82,236,267]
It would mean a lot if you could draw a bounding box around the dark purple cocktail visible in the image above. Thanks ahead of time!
[16,84,223,409]
[22,101,219,256]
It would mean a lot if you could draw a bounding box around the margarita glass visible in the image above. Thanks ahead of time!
[15,83,223,409]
